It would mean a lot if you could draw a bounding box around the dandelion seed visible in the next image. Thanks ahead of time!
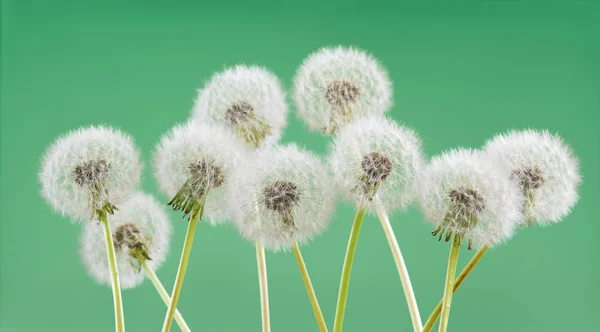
[40,125,142,221]
[294,46,392,134]
[191,65,288,149]
[80,192,171,289]
[483,129,581,225]
[229,144,335,251]
[328,116,423,212]
[416,149,524,249]
[153,121,244,224]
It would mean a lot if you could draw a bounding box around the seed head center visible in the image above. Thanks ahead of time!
[74,159,110,186]
[263,180,301,213]
[325,80,359,107]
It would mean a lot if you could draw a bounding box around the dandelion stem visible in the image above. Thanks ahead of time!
[162,200,204,332]
[256,241,271,332]
[292,241,328,332]
[375,207,422,332]
[438,236,462,332]
[140,258,191,332]
[100,214,125,332]
[422,245,489,332]
[333,206,366,332]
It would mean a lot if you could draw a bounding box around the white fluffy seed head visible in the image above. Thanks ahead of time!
[153,121,245,224]
[483,129,581,225]
[416,149,524,249]
[191,65,288,149]
[229,144,335,252]
[293,46,393,135]
[328,116,423,213]
[40,126,142,222]
[80,192,172,289]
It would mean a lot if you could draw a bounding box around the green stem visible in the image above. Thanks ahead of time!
[422,245,489,332]
[162,201,204,332]
[438,236,462,332]
[292,242,328,332]
[376,207,422,332]
[100,215,125,332]
[333,207,366,332]
[256,241,270,332]
[140,258,191,332]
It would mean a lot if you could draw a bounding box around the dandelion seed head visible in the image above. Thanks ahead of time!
[192,65,288,149]
[294,46,392,134]
[229,144,335,251]
[153,121,245,224]
[416,149,524,248]
[484,129,581,225]
[328,116,423,212]
[80,192,172,289]
[40,126,142,222]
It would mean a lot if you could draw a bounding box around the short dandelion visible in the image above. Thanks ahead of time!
[40,125,142,332]
[328,116,424,332]
[191,65,288,149]
[294,46,392,134]
[80,192,190,331]
[415,149,523,332]
[229,144,335,332]
[154,121,244,332]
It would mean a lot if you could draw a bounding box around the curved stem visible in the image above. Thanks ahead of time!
[100,215,125,332]
[256,242,270,332]
[141,259,191,332]
[292,242,328,332]
[162,202,203,332]
[333,207,366,332]
[438,236,462,332]
[375,207,422,332]
[422,245,489,332]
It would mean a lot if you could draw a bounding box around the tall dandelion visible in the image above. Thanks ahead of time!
[80,192,190,331]
[40,125,142,332]
[293,46,392,134]
[328,116,424,332]
[154,121,244,331]
[416,149,523,332]
[229,144,335,332]
[191,65,288,149]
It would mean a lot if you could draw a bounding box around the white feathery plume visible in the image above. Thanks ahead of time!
[40,125,142,221]
[293,46,392,134]
[80,192,172,289]
[229,144,335,251]
[416,149,524,249]
[153,121,245,224]
[483,129,581,225]
[191,65,288,149]
[328,116,423,213]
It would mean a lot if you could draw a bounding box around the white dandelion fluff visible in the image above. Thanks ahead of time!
[191,65,288,149]
[81,192,172,289]
[483,129,581,225]
[154,121,245,224]
[40,125,142,221]
[293,46,392,134]
[416,149,524,249]
[229,144,335,251]
[328,116,423,212]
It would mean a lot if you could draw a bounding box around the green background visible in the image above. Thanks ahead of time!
[1,1,599,331]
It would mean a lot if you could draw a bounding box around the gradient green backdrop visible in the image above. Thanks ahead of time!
[1,1,599,331]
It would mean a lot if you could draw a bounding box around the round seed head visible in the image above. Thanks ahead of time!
[484,129,581,225]
[294,46,392,134]
[192,65,288,149]
[416,149,524,249]
[80,192,172,289]
[153,121,245,224]
[229,144,335,251]
[329,116,423,212]
[40,126,142,222]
